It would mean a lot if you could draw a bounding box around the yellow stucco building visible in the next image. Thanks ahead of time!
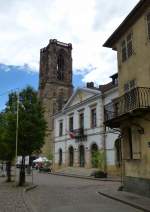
[104,0,150,197]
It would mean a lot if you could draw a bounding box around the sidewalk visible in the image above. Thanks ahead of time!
[98,186,150,212]
[0,175,33,212]
[52,167,121,182]
[51,168,150,212]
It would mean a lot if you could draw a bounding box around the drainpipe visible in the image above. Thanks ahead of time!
[64,113,67,168]
[120,132,125,190]
[103,128,107,174]
[102,95,107,174]
[52,118,55,172]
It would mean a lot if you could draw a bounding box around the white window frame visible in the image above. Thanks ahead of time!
[121,32,133,62]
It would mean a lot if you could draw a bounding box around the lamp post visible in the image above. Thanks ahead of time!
[15,91,19,184]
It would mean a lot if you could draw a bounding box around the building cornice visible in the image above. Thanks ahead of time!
[103,0,150,48]
[54,93,101,118]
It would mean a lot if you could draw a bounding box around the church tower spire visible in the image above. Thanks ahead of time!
[39,39,73,156]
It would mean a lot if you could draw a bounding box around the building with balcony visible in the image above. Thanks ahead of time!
[53,78,119,176]
[103,0,150,196]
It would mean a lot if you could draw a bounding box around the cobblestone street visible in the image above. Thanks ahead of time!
[0,171,148,212]
[26,172,142,212]
[0,177,32,212]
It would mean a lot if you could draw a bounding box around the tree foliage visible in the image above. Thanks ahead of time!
[91,150,105,170]
[0,112,16,161]
[0,86,47,184]
[5,86,47,156]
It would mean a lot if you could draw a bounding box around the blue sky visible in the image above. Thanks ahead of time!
[0,64,84,110]
[0,0,139,110]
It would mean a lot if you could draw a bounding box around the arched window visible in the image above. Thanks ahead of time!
[68,146,74,167]
[59,149,63,166]
[115,139,121,167]
[79,145,85,167]
[57,53,65,80]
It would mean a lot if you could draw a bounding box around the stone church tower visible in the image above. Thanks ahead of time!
[39,39,73,157]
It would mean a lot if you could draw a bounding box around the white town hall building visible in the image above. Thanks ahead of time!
[53,75,120,176]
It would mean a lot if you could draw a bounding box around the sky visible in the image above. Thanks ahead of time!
[0,0,139,109]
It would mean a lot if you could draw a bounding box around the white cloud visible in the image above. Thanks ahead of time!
[0,0,139,84]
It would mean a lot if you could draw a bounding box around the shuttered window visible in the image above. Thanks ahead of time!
[123,127,141,160]
[127,33,133,57]
[131,127,141,159]
[122,40,127,62]
[121,33,133,62]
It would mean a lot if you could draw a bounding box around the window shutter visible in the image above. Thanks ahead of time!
[122,128,131,160]
[127,33,133,57]
[130,80,135,89]
[124,82,129,92]
[131,127,141,159]
[121,40,127,62]
[147,12,150,40]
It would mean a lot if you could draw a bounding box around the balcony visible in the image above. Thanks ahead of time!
[73,128,87,142]
[104,87,150,128]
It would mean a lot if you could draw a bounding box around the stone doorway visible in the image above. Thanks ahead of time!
[59,149,62,166]
[69,146,74,167]
[79,145,85,167]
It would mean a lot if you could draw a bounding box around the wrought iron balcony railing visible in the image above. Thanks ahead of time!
[104,87,150,124]
[73,128,87,142]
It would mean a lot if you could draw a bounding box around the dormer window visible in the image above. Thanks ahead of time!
[57,54,64,80]
[147,12,150,40]
[121,32,133,62]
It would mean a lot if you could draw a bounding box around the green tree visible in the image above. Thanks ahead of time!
[4,86,47,186]
[0,112,16,182]
[91,150,105,170]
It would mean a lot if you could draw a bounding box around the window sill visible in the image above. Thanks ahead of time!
[124,158,141,161]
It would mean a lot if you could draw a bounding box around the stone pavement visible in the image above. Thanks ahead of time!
[1,170,150,212]
[0,176,32,212]
[54,167,99,177]
[51,168,150,212]
[98,184,150,212]
[26,172,146,212]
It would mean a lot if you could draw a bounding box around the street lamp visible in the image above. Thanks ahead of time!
[15,91,19,184]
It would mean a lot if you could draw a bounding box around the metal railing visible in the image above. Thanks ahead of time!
[104,87,150,122]
[73,128,87,142]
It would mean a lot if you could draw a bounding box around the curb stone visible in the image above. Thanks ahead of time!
[24,185,38,192]
[49,172,121,182]
[98,191,150,212]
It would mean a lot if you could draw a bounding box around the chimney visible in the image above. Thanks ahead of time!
[86,82,94,88]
